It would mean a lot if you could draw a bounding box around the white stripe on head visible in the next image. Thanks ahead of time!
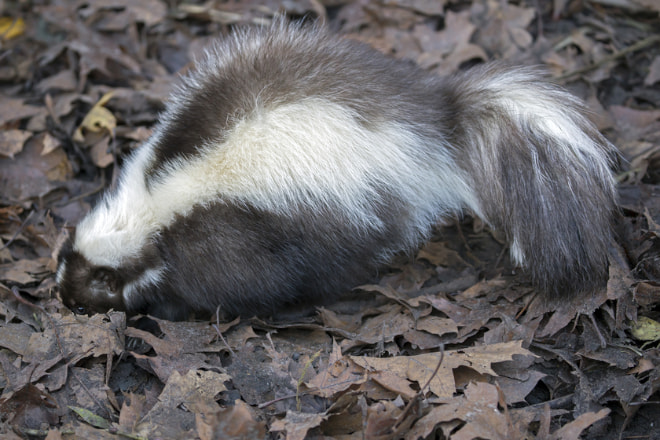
[55,259,67,285]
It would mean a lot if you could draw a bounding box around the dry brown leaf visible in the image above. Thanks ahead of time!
[0,257,51,284]
[417,240,470,267]
[549,408,611,440]
[88,137,114,168]
[473,0,535,57]
[591,0,660,13]
[369,370,418,399]
[136,369,230,439]
[383,0,446,16]
[415,11,486,75]
[270,410,328,440]
[451,382,512,440]
[35,70,77,94]
[320,394,364,437]
[405,382,527,440]
[0,96,42,126]
[307,340,366,398]
[351,340,534,398]
[0,134,72,201]
[0,322,35,356]
[39,132,63,156]
[635,282,660,307]
[347,304,415,345]
[609,106,660,143]
[0,384,59,433]
[196,399,266,440]
[363,399,409,440]
[495,369,546,405]
[225,324,260,349]
[117,393,146,434]
[82,0,167,27]
[319,307,363,333]
[420,295,470,322]
[0,129,31,159]
[127,341,215,383]
[416,315,458,337]
[23,312,125,363]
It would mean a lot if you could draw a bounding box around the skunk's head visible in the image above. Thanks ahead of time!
[56,233,127,315]
[56,225,166,316]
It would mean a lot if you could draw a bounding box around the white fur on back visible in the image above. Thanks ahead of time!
[74,98,479,268]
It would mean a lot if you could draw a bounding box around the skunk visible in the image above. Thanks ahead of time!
[56,19,618,321]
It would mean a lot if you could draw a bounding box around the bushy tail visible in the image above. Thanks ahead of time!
[444,64,618,296]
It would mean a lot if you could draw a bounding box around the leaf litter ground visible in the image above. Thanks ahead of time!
[0,0,659,439]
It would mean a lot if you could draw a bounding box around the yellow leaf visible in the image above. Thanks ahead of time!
[629,316,660,342]
[73,92,117,144]
[0,17,25,40]
[68,406,111,429]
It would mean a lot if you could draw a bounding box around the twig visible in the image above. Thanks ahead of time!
[556,34,660,82]
[258,378,360,409]
[391,346,445,433]
[212,307,236,357]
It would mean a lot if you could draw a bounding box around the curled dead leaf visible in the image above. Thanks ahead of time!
[73,92,116,145]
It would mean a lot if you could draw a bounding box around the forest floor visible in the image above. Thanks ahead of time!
[1,0,660,439]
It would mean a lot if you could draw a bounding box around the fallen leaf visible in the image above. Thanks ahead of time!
[0,322,36,356]
[81,0,167,27]
[629,316,660,342]
[0,96,42,126]
[406,382,529,440]
[136,369,230,439]
[0,257,52,284]
[270,410,328,440]
[416,315,459,337]
[0,384,59,432]
[69,406,111,429]
[351,340,534,398]
[0,134,72,201]
[609,105,660,142]
[549,408,610,440]
[196,399,266,440]
[383,0,446,16]
[73,92,116,145]
[117,393,146,434]
[0,17,25,40]
[0,129,31,158]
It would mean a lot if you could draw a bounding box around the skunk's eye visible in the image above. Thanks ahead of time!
[74,305,87,315]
